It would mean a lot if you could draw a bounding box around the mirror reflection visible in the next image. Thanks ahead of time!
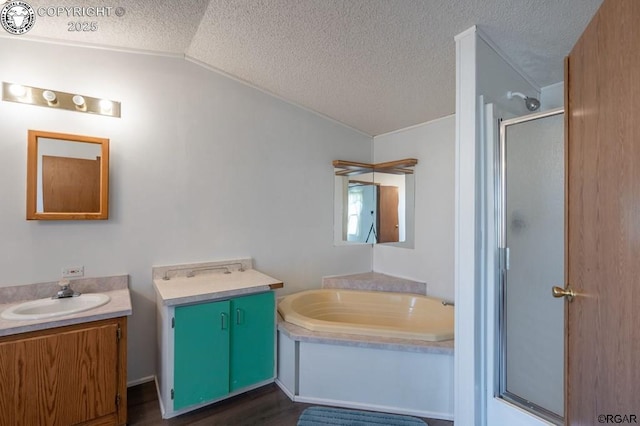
[344,173,377,243]
[333,159,416,247]
[27,130,109,220]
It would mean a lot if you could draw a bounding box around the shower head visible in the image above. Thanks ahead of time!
[524,97,541,111]
[507,91,541,111]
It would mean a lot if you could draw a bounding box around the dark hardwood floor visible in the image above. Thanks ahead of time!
[127,381,453,426]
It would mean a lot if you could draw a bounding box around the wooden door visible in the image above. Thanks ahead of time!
[42,155,101,212]
[0,323,119,425]
[565,0,640,423]
[377,185,399,243]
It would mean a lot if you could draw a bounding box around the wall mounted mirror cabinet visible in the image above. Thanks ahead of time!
[27,130,109,220]
[333,159,417,248]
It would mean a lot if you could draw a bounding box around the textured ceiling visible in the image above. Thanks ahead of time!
[5,0,603,135]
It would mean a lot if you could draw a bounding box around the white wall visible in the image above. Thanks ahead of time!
[476,35,540,116]
[541,82,564,110]
[372,115,455,301]
[455,26,544,426]
[0,37,372,382]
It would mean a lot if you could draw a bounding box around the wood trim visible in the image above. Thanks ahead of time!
[333,158,418,176]
[373,158,418,170]
[0,317,122,343]
[25,131,38,219]
[348,179,380,186]
[116,317,127,426]
[269,282,284,290]
[332,160,372,170]
[563,54,570,423]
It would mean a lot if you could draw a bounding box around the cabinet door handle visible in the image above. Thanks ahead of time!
[236,308,243,325]
[221,312,228,330]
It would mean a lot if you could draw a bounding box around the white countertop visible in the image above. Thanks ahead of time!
[0,276,132,337]
[153,269,283,306]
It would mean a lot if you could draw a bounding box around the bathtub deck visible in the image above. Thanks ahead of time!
[278,317,454,355]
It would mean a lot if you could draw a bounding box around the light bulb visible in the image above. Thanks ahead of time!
[99,99,113,113]
[42,90,57,103]
[72,95,85,107]
[9,84,26,97]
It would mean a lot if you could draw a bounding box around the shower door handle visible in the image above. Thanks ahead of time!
[552,285,576,302]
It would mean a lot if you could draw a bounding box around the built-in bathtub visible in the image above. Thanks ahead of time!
[276,287,454,421]
[277,289,454,342]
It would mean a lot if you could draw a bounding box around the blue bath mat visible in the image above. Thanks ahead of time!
[297,406,428,426]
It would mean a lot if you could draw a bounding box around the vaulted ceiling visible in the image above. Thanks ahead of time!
[6,0,603,135]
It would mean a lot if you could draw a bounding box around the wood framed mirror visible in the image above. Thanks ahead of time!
[26,130,109,220]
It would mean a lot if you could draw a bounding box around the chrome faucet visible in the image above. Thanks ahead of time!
[52,279,81,299]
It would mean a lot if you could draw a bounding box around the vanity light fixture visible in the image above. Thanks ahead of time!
[1,82,121,118]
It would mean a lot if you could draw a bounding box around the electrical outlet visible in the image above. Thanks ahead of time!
[62,266,84,278]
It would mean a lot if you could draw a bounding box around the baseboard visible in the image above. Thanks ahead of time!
[159,378,275,419]
[155,376,167,418]
[275,378,295,400]
[127,375,156,388]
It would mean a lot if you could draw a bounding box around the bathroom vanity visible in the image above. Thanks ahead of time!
[0,276,131,426]
[153,259,283,419]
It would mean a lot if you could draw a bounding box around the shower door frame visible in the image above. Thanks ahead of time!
[496,107,565,425]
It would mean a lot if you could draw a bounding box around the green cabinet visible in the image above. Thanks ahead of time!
[230,291,276,391]
[174,300,230,409]
[173,291,275,410]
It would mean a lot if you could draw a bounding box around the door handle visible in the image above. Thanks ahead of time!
[221,312,228,330]
[552,285,576,302]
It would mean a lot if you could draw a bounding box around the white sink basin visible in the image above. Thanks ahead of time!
[1,294,111,320]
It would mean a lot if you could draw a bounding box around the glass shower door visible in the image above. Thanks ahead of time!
[498,108,565,424]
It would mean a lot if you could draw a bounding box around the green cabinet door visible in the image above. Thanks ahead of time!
[174,300,230,410]
[229,291,275,391]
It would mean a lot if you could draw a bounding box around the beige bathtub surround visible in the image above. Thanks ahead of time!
[278,279,453,420]
[0,275,132,337]
[278,318,453,355]
[322,272,426,295]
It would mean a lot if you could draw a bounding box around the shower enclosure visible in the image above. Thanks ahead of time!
[496,107,565,424]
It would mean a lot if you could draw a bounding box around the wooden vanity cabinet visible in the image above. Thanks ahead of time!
[0,317,127,426]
